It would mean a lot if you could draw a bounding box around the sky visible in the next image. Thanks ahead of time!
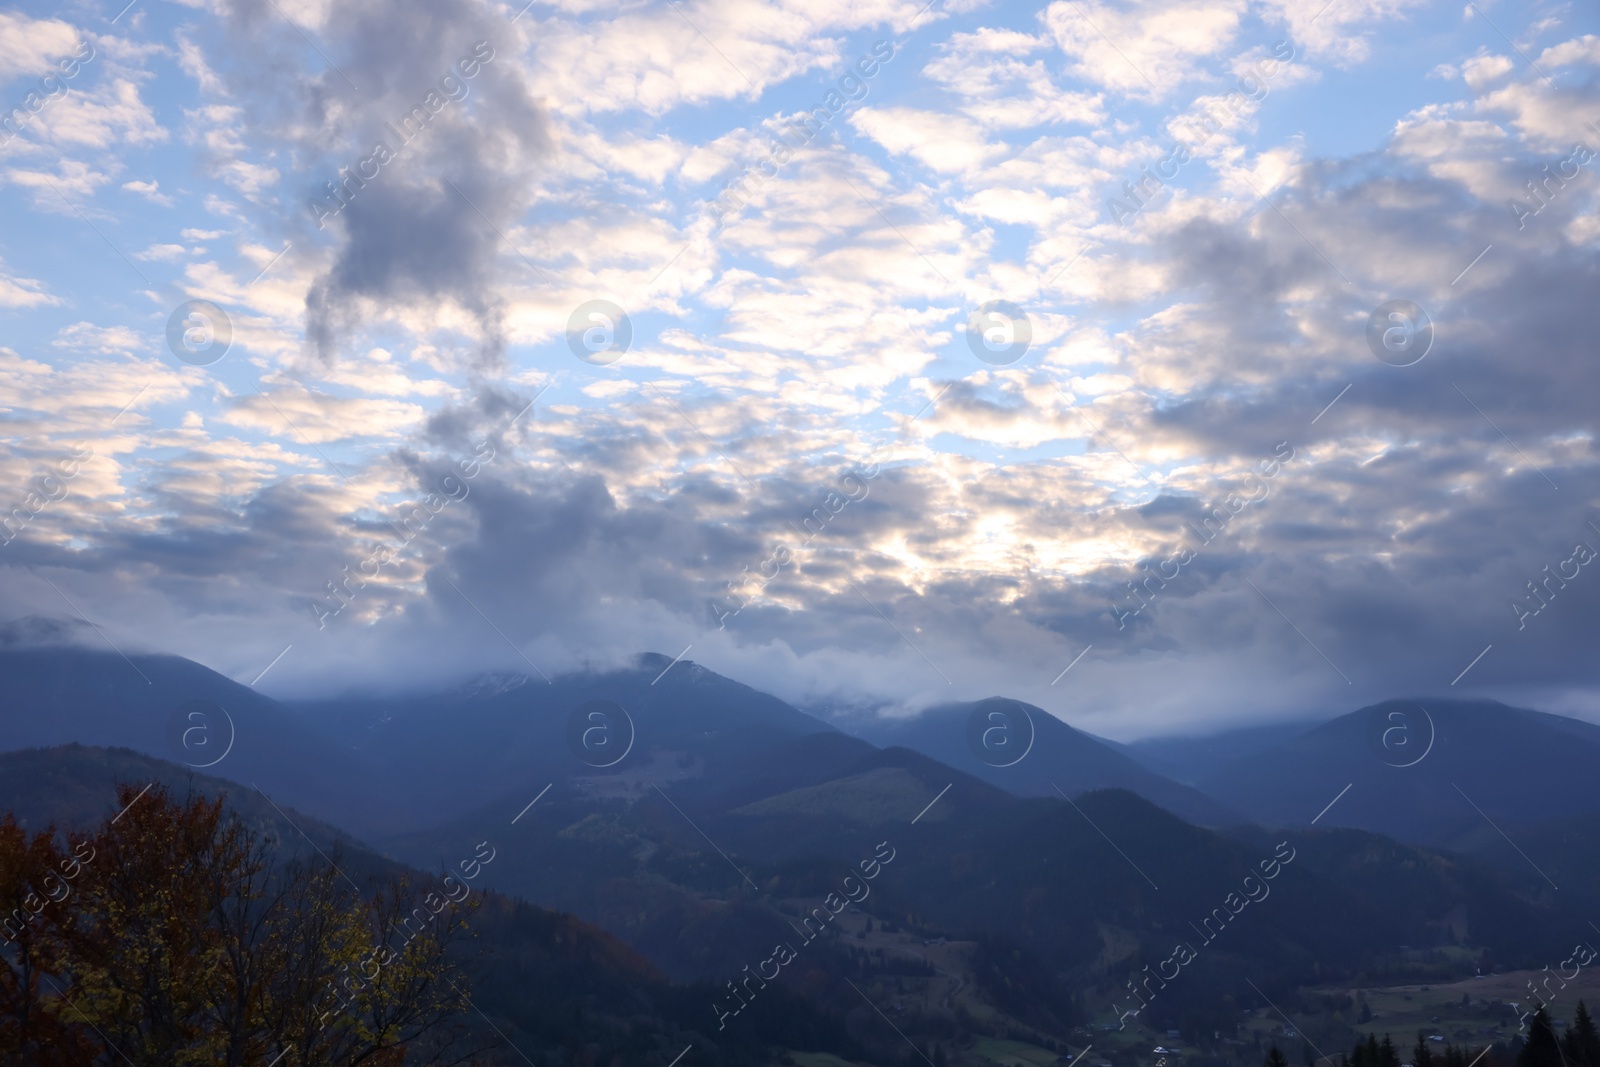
[0,0,1597,740]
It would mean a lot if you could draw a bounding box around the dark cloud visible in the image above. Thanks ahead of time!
[211,0,548,368]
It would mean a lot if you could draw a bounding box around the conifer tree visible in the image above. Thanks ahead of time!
[1566,1001,1600,1067]
[1520,1006,1566,1067]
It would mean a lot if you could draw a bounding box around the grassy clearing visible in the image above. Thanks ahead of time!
[966,1036,1069,1065]
[787,1052,874,1067]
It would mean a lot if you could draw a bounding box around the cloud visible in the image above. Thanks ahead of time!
[191,0,550,369]
[135,242,191,262]
[0,262,61,308]
[52,322,146,356]
[0,12,81,82]
[38,76,167,148]
[851,106,1003,173]
[1040,0,1249,100]
[5,0,1600,741]
[220,381,426,445]
[2,158,112,205]
[122,178,173,205]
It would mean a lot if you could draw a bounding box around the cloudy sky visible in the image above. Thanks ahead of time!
[1,0,1597,738]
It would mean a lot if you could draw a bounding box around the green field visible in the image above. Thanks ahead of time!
[788,1052,874,1067]
[966,1036,1069,1065]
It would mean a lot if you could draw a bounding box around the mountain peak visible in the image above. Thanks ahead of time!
[632,651,706,679]
[455,671,536,699]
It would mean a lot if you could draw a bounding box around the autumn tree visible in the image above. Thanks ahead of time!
[0,814,96,1065]
[2,784,480,1065]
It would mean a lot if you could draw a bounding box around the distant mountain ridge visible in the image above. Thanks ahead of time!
[0,619,1243,837]
[1111,719,1323,785]
[9,617,1600,854]
[846,697,1243,826]
[0,635,383,832]
[1194,697,1600,846]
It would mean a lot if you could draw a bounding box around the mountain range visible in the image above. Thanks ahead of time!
[6,615,1600,1065]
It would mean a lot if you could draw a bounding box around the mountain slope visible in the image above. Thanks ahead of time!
[1194,698,1600,846]
[847,698,1242,825]
[0,624,385,833]
[383,715,1579,1026]
[0,744,868,1067]
[1111,719,1323,785]
[280,652,840,835]
[0,627,843,838]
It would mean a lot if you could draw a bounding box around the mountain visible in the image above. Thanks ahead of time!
[845,697,1242,826]
[0,624,386,833]
[278,652,840,835]
[377,729,1009,980]
[0,744,867,1066]
[1194,698,1600,846]
[0,742,376,868]
[383,711,1582,1034]
[0,621,1233,841]
[0,625,843,838]
[1112,719,1324,785]
[6,638,1594,1066]
[1451,809,1600,913]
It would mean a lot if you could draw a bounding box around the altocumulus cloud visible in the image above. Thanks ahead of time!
[1,0,1599,739]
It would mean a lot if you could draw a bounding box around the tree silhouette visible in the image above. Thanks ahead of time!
[1564,1001,1600,1067]
[1267,1046,1292,1067]
[1520,1006,1565,1067]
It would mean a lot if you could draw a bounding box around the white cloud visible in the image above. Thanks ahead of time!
[0,12,80,82]
[135,242,191,262]
[220,383,426,445]
[3,158,114,204]
[0,262,61,308]
[122,178,173,204]
[52,322,147,356]
[850,106,1003,173]
[1040,0,1249,99]
[40,77,167,148]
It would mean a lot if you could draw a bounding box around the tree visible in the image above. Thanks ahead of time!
[1,784,479,1066]
[1564,1001,1600,1067]
[1350,1033,1382,1067]
[0,814,97,1066]
[1519,1007,1565,1067]
[1267,1046,1292,1067]
[1415,1030,1435,1067]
